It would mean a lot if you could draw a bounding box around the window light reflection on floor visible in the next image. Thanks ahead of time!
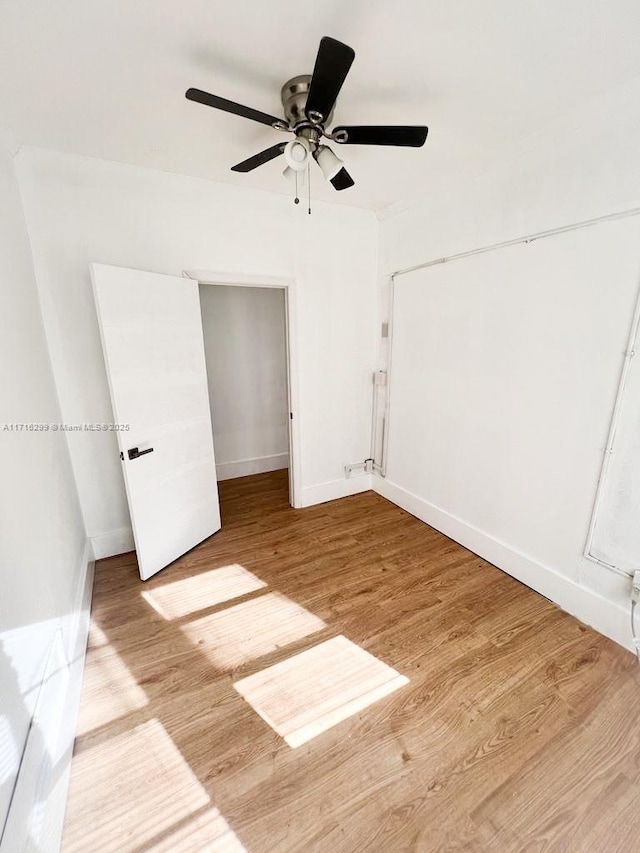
[88,620,110,648]
[145,805,248,853]
[180,592,326,670]
[234,635,409,748]
[75,643,149,736]
[141,564,267,620]
[62,718,246,852]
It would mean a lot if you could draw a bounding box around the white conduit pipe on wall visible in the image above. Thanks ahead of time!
[584,283,640,577]
[378,275,394,479]
[390,205,640,279]
[370,369,380,469]
[374,205,640,542]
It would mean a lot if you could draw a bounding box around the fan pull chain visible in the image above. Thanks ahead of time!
[294,170,299,205]
[308,161,311,215]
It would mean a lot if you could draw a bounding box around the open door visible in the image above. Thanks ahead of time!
[91,263,221,580]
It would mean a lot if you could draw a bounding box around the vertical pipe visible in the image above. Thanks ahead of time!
[584,280,640,571]
[379,275,395,478]
[369,369,380,466]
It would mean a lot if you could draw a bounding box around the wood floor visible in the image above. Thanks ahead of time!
[62,471,639,852]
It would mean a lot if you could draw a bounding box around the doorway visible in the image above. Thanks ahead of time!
[198,281,298,508]
[92,264,302,581]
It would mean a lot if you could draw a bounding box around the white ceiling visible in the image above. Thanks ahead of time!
[2,0,640,213]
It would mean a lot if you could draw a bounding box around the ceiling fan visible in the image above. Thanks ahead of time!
[185,36,428,198]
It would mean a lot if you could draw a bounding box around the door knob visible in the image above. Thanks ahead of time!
[127,446,154,460]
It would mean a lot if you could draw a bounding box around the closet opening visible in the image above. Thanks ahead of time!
[198,282,296,508]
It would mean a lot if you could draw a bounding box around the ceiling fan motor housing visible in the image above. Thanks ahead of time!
[281,75,335,130]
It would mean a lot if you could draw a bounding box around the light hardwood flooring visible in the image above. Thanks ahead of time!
[62,470,639,852]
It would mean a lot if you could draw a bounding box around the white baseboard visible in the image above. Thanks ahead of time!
[373,476,632,653]
[90,526,134,559]
[216,452,288,481]
[300,474,372,508]
[1,540,94,853]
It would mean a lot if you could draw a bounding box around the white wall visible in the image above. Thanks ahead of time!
[199,285,289,481]
[16,148,378,548]
[0,143,89,850]
[377,78,640,651]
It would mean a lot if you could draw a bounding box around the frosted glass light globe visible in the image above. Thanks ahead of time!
[284,138,310,172]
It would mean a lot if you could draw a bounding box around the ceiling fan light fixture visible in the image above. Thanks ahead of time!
[314,145,344,182]
[284,138,310,171]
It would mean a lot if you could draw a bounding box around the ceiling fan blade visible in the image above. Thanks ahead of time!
[231,143,287,173]
[330,167,355,191]
[186,88,287,129]
[305,37,355,123]
[332,125,428,147]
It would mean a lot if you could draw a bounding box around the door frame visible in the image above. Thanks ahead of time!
[184,270,302,509]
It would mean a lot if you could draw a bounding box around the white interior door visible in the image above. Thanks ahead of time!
[91,263,221,580]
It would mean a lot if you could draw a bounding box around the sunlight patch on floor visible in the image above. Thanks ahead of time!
[62,718,232,852]
[75,644,148,736]
[141,564,267,620]
[143,805,248,852]
[234,635,409,748]
[88,621,110,648]
[180,592,325,670]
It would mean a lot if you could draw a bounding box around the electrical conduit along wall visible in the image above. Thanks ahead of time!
[588,299,640,574]
[199,284,289,481]
[377,78,640,651]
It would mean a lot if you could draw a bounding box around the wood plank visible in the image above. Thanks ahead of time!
[62,469,638,853]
